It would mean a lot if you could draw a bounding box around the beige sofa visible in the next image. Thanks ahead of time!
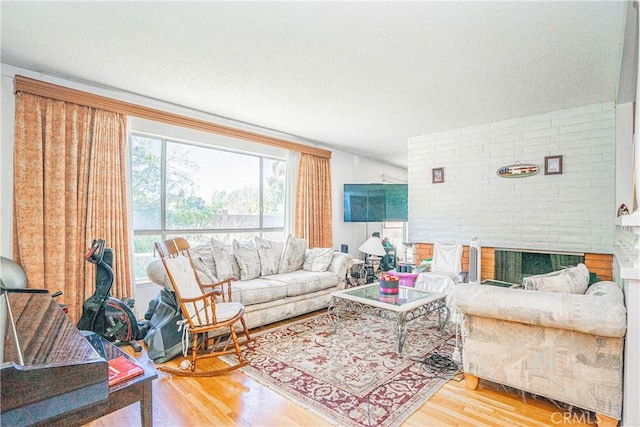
[452,264,626,426]
[147,235,352,330]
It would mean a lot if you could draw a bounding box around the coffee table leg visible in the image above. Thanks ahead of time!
[396,313,407,356]
[438,306,450,332]
[328,297,340,333]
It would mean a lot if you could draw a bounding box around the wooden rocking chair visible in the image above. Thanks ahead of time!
[154,237,251,377]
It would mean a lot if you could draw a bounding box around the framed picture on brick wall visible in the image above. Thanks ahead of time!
[432,167,444,183]
[544,155,563,175]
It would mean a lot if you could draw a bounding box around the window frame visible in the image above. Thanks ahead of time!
[129,131,287,283]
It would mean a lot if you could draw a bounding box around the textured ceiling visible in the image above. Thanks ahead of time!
[1,1,627,168]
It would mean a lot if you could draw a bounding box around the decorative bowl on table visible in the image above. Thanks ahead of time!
[379,274,399,296]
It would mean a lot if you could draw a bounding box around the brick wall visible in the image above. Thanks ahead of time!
[408,102,616,255]
[413,243,612,282]
[584,253,614,281]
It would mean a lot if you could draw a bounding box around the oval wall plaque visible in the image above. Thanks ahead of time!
[496,163,539,178]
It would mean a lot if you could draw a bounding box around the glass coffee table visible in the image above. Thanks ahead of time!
[328,283,449,356]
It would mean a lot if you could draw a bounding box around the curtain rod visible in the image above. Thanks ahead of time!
[14,75,332,159]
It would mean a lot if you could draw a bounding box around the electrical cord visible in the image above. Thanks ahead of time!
[410,352,463,381]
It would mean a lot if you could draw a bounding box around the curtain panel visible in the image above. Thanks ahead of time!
[295,153,333,248]
[13,92,131,322]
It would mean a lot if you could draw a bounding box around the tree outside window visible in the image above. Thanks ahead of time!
[130,133,286,283]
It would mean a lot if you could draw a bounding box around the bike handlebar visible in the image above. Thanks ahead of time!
[84,239,106,264]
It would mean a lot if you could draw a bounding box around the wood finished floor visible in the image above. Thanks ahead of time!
[85,312,597,427]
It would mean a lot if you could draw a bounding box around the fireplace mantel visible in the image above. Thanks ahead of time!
[615,210,640,227]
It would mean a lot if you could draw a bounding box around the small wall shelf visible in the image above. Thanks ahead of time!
[615,210,640,229]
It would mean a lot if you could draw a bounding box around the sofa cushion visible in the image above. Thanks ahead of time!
[230,277,289,306]
[303,248,334,272]
[190,243,216,277]
[585,280,624,302]
[255,237,284,276]
[522,263,589,294]
[211,239,240,280]
[269,270,339,297]
[192,257,218,284]
[233,240,261,281]
[326,251,352,279]
[279,235,307,273]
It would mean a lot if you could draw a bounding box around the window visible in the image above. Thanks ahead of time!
[130,133,286,283]
[382,222,408,261]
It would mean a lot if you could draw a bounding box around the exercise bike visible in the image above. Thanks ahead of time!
[77,239,144,352]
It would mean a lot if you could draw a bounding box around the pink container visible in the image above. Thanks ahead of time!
[379,279,399,295]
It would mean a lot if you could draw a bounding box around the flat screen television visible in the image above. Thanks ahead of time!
[343,183,408,222]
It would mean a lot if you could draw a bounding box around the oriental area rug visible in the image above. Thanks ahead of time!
[223,312,458,427]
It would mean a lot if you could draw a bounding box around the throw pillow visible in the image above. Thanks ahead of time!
[522,263,589,294]
[192,257,218,284]
[211,238,240,280]
[190,243,217,278]
[255,237,284,276]
[233,240,261,281]
[303,248,334,272]
[585,280,624,302]
[279,234,307,273]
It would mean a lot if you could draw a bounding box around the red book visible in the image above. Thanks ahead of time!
[108,355,144,386]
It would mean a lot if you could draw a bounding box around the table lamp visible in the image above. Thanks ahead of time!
[358,236,387,274]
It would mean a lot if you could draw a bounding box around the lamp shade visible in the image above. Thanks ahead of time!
[358,236,386,257]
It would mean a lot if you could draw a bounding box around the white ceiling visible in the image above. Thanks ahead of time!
[1,1,627,168]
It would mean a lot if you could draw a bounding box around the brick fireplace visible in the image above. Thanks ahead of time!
[413,243,613,282]
[406,102,615,283]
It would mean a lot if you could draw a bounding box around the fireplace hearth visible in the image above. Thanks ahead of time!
[494,249,585,284]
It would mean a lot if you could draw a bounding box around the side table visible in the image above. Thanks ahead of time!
[51,332,158,427]
[347,259,367,287]
[387,270,421,288]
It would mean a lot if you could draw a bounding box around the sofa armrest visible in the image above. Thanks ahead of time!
[147,260,172,289]
[452,284,627,338]
[327,252,352,282]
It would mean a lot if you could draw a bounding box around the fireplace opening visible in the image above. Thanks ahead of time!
[494,250,585,284]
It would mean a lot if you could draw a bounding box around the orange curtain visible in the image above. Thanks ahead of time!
[13,92,131,322]
[294,153,333,247]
